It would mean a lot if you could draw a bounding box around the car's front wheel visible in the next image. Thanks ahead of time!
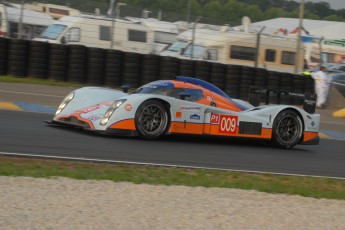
[135,100,169,139]
[272,109,303,149]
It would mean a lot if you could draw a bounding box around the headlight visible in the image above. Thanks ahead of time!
[100,99,126,126]
[55,92,75,116]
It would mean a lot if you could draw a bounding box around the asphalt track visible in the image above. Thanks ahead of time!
[0,83,345,178]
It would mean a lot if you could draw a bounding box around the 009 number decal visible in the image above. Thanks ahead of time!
[219,115,238,134]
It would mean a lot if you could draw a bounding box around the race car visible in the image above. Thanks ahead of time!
[45,76,320,149]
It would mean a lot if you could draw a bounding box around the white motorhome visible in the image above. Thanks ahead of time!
[0,3,54,39]
[161,29,305,73]
[34,15,155,54]
[126,17,178,54]
[24,2,81,19]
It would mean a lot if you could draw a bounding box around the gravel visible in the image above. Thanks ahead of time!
[1,176,345,230]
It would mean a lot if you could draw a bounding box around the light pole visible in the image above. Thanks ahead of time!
[294,0,305,73]
[191,16,201,60]
[110,3,126,49]
[17,0,24,39]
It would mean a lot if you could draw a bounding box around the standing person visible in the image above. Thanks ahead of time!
[311,66,332,109]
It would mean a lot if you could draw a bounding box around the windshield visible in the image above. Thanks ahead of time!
[182,44,207,59]
[39,24,67,40]
[131,80,204,101]
[167,40,188,52]
[132,81,174,95]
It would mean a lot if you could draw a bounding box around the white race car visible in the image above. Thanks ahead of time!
[45,76,320,149]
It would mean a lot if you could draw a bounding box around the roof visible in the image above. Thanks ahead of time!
[5,5,55,26]
[236,18,345,40]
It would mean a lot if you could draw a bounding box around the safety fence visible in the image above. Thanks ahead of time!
[0,37,314,104]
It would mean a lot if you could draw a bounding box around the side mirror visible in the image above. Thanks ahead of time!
[121,85,131,93]
[60,36,66,44]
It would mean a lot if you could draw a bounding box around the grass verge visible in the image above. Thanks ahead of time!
[0,76,83,87]
[1,156,345,200]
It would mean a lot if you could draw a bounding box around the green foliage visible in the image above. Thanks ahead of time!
[6,0,345,24]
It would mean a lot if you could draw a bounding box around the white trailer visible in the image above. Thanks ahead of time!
[34,15,156,54]
[0,3,54,39]
[161,28,305,73]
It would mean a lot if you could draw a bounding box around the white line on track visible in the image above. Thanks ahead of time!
[0,89,64,98]
[1,151,344,180]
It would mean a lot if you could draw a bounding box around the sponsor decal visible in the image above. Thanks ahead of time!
[179,105,201,112]
[218,115,238,134]
[311,121,315,126]
[125,104,132,111]
[210,113,220,124]
[175,111,182,118]
[87,115,102,121]
[190,114,200,120]
[78,105,101,114]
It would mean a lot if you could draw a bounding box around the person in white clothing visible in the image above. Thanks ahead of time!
[311,66,332,109]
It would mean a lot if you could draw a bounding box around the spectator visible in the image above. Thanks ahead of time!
[311,66,332,109]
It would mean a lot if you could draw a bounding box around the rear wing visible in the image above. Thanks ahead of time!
[248,86,317,114]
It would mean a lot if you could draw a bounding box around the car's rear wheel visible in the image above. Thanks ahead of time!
[272,109,303,149]
[135,100,169,139]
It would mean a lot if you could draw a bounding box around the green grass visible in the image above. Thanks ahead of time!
[1,156,345,200]
[0,75,84,87]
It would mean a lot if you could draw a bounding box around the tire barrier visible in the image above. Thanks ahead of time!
[239,66,255,100]
[104,49,123,87]
[0,37,9,75]
[292,74,306,105]
[159,56,179,80]
[194,60,211,82]
[7,39,29,77]
[27,41,49,79]
[67,45,87,84]
[178,59,195,78]
[140,54,160,85]
[2,38,314,107]
[224,64,242,99]
[210,62,225,90]
[48,44,69,81]
[254,68,267,88]
[122,52,142,88]
[86,47,105,85]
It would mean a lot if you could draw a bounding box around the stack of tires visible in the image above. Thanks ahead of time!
[27,41,49,79]
[178,59,195,78]
[104,49,123,87]
[224,64,242,99]
[0,37,8,75]
[140,54,160,85]
[86,48,105,85]
[210,63,225,90]
[253,68,267,88]
[122,52,142,88]
[7,39,29,77]
[266,71,282,104]
[159,56,179,80]
[280,73,294,104]
[67,45,87,84]
[239,66,256,100]
[292,74,306,105]
[194,60,211,81]
[48,44,69,82]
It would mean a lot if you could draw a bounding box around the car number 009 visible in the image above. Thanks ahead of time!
[219,115,238,134]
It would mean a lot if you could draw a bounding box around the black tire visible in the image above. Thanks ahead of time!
[272,109,303,149]
[135,100,169,140]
